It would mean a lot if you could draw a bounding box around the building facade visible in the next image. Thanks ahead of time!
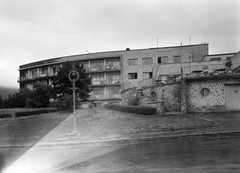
[19,43,216,107]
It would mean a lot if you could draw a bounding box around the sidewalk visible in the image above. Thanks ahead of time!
[34,110,240,147]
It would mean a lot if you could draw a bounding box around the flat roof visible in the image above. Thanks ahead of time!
[201,52,236,61]
[20,43,208,70]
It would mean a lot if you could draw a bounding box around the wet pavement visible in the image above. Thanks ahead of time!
[2,137,240,173]
[2,111,240,172]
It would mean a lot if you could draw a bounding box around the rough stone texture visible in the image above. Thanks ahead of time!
[148,101,164,115]
[121,88,135,106]
[121,83,182,113]
[187,78,240,113]
[122,77,240,114]
[181,81,188,114]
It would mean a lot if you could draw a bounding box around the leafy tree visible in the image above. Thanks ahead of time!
[0,85,53,109]
[0,95,3,108]
[27,84,53,108]
[52,61,92,109]
[1,88,31,108]
[52,61,92,98]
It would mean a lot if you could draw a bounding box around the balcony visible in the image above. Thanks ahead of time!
[89,94,121,100]
[105,65,121,71]
[89,65,121,73]
[107,80,120,85]
[91,80,121,86]
[92,80,107,86]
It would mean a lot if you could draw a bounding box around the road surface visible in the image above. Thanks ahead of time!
[1,137,240,173]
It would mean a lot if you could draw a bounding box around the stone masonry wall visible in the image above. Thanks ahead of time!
[121,83,182,112]
[187,78,240,113]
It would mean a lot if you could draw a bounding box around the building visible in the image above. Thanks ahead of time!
[122,51,240,113]
[19,43,228,108]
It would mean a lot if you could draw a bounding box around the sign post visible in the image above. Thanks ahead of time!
[68,70,79,135]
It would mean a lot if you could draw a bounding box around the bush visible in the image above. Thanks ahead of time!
[127,96,140,106]
[0,113,11,119]
[55,94,75,111]
[104,104,157,115]
[15,109,57,117]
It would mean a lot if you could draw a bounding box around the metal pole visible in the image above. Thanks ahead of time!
[73,81,77,134]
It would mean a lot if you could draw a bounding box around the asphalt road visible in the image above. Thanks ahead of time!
[2,137,240,173]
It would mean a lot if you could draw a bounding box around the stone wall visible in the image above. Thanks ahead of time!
[121,88,135,106]
[122,77,240,114]
[121,82,182,113]
[186,78,240,113]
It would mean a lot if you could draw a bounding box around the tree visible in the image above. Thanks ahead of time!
[52,61,92,109]
[0,95,3,108]
[27,84,53,108]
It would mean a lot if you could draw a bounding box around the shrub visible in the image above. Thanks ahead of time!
[55,94,76,111]
[127,96,140,106]
[104,104,157,115]
[0,114,11,119]
[15,109,57,117]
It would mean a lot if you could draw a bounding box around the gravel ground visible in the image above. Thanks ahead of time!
[0,108,218,146]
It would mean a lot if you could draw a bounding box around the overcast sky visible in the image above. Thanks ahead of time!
[0,0,239,88]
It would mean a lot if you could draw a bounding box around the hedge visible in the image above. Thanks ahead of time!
[104,104,157,115]
[0,114,12,119]
[15,109,58,117]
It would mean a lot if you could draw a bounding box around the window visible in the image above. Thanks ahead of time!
[41,67,48,76]
[127,59,138,66]
[142,57,152,65]
[31,69,37,78]
[226,57,231,61]
[79,61,89,70]
[143,72,153,79]
[173,56,181,63]
[151,91,157,100]
[128,73,138,79]
[200,88,210,97]
[210,57,221,61]
[108,74,120,84]
[91,61,104,70]
[107,86,121,98]
[158,56,168,64]
[92,88,104,99]
[107,60,120,68]
[92,74,104,85]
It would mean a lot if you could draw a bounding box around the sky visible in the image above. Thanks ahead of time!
[0,0,239,88]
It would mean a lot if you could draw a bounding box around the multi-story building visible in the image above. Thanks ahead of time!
[19,43,223,107]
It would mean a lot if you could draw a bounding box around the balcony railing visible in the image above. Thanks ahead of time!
[90,94,121,100]
[91,80,120,86]
[18,72,59,82]
[89,65,121,72]
[92,80,107,85]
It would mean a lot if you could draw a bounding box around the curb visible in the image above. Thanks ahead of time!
[1,130,240,149]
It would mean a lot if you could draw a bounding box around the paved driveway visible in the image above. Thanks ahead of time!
[190,111,240,132]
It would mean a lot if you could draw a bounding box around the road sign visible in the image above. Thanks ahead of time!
[68,70,79,82]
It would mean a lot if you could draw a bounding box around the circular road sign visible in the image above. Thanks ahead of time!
[68,70,79,82]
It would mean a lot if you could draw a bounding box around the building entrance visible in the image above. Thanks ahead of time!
[225,84,240,109]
